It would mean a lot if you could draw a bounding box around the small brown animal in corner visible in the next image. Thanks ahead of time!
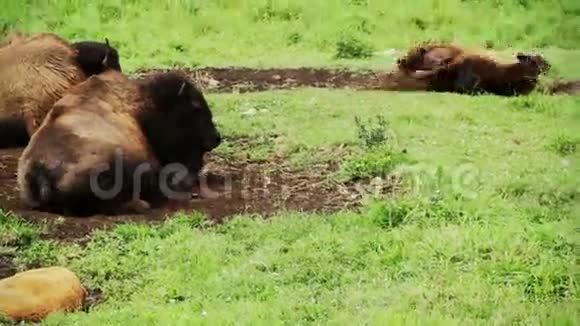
[396,43,466,75]
[420,52,552,96]
[17,70,222,216]
[0,32,122,148]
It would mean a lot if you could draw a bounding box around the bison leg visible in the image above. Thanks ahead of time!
[0,116,29,148]
[119,198,151,214]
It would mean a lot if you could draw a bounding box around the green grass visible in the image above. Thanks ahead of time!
[3,89,579,325]
[1,0,580,72]
[1,1,579,324]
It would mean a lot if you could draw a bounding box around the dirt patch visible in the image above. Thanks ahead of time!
[135,66,578,96]
[134,66,429,93]
[0,253,16,279]
[0,140,367,242]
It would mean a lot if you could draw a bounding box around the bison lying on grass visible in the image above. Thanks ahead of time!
[0,32,122,148]
[17,70,221,216]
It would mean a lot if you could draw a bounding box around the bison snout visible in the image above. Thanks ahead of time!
[204,131,222,151]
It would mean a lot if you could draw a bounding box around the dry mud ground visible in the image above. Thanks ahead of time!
[0,143,365,242]
[134,66,430,93]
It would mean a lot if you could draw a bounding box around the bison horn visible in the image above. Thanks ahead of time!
[101,38,111,67]
[178,82,186,96]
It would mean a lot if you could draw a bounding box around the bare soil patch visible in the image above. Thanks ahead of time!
[0,139,364,242]
[134,66,428,93]
[135,66,578,96]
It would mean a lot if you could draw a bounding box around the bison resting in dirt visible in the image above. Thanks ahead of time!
[17,70,222,216]
[0,32,122,148]
[420,52,551,96]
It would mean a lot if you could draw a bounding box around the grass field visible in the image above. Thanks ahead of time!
[1,0,579,325]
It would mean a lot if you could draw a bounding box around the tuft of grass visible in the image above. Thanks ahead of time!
[334,35,374,59]
[339,146,409,181]
[548,134,579,156]
[0,210,42,248]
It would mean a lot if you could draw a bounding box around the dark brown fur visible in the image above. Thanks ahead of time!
[419,52,551,96]
[397,43,466,74]
[18,70,221,216]
[0,32,122,148]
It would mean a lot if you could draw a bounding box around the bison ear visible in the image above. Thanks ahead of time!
[177,82,186,96]
[418,47,427,55]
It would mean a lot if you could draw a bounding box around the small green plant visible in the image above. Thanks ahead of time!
[354,115,391,149]
[340,145,408,180]
[334,35,374,59]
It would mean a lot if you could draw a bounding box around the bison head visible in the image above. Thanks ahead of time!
[516,52,551,76]
[72,37,122,76]
[138,72,222,195]
[397,47,428,71]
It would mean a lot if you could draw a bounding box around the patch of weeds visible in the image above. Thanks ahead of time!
[548,134,578,156]
[216,134,276,162]
[366,199,415,229]
[0,210,41,248]
[98,4,122,22]
[158,213,208,238]
[346,14,374,34]
[286,31,302,45]
[334,35,374,59]
[14,240,66,269]
[508,96,555,114]
[498,179,529,198]
[254,2,301,22]
[169,41,187,53]
[339,115,408,181]
[537,189,578,209]
[366,196,472,229]
[340,146,409,181]
[524,272,575,302]
[348,0,368,6]
[453,111,476,125]
[355,115,393,149]
[411,17,428,31]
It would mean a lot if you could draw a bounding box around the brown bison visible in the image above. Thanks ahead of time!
[396,43,466,74]
[0,32,122,148]
[17,69,221,216]
[419,52,551,96]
